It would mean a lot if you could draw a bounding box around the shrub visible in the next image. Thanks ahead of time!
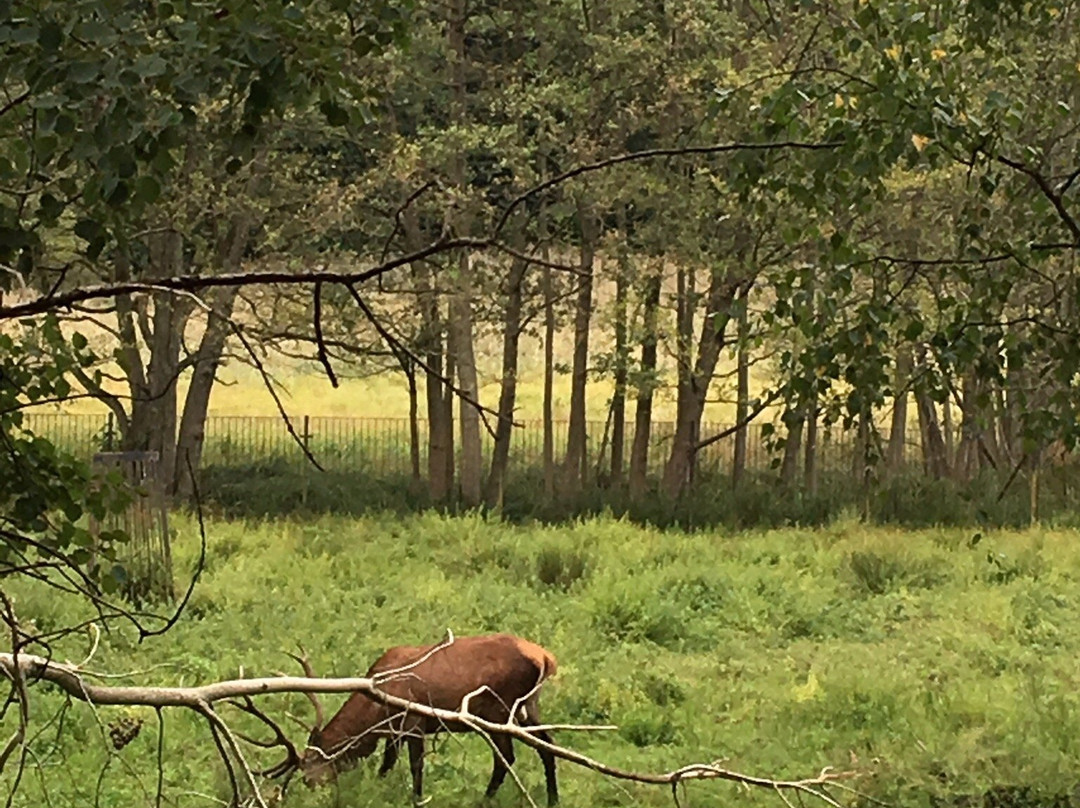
[534,544,592,591]
[619,708,679,747]
[589,581,686,649]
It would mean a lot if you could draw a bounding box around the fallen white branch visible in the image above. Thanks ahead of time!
[0,651,863,807]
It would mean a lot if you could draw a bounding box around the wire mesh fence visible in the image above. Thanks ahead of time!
[24,411,929,480]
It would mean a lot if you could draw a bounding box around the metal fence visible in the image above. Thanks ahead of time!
[24,412,925,480]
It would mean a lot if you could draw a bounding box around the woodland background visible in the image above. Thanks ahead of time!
[3,0,1080,806]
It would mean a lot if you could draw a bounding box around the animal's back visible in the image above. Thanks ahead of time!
[368,634,557,722]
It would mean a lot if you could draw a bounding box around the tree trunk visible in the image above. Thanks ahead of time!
[408,215,451,501]
[665,263,696,495]
[443,346,456,496]
[173,287,239,500]
[804,395,818,494]
[403,355,422,487]
[449,253,483,507]
[125,230,188,494]
[562,196,596,491]
[610,239,630,485]
[853,407,871,489]
[174,215,250,501]
[954,371,978,481]
[915,365,948,479]
[485,256,527,508]
[629,267,662,498]
[732,294,749,487]
[780,408,804,486]
[661,268,742,499]
[445,0,474,503]
[542,255,556,501]
[942,393,954,473]
[886,347,911,474]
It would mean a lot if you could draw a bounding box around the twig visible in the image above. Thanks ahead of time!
[228,325,326,472]
[494,141,842,236]
[155,708,165,808]
[346,285,510,438]
[695,390,783,451]
[312,281,339,388]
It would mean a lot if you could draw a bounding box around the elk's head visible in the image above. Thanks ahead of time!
[281,647,380,788]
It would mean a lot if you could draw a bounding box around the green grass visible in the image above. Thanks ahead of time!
[8,515,1080,808]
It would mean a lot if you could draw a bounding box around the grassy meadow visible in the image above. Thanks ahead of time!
[10,514,1080,808]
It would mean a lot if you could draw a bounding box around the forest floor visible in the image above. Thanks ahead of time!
[10,515,1080,808]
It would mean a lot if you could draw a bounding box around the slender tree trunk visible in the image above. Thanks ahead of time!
[915,364,948,480]
[886,347,911,474]
[542,254,556,501]
[449,254,483,507]
[804,394,818,494]
[174,216,250,501]
[408,216,450,501]
[610,236,630,485]
[443,346,456,496]
[485,257,527,507]
[954,371,978,481]
[629,267,662,498]
[666,264,696,495]
[780,408,804,486]
[942,393,954,474]
[423,300,450,500]
[173,287,239,500]
[661,269,742,499]
[732,294,749,486]
[446,0,479,505]
[562,196,596,491]
[403,356,422,487]
[853,407,871,489]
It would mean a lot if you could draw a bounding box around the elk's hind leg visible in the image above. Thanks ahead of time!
[484,734,515,799]
[379,737,400,777]
[521,697,558,806]
[531,729,558,806]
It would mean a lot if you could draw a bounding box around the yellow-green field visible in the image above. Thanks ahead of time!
[58,330,775,423]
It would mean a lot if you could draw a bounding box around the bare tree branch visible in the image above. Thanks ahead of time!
[0,650,859,807]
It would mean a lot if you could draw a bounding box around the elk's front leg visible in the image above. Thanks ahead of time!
[406,735,426,805]
[379,737,400,777]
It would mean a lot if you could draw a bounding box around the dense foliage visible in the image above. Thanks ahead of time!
[2,1,1080,802]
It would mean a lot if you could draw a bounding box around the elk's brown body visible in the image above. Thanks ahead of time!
[297,633,559,805]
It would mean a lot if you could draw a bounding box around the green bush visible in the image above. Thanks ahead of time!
[534,543,592,591]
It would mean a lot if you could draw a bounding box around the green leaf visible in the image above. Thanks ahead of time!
[73,218,102,241]
[134,174,161,204]
[38,21,62,51]
[321,100,349,127]
[133,54,168,78]
[10,23,39,44]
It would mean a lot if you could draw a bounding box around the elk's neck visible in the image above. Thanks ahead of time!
[317,693,383,761]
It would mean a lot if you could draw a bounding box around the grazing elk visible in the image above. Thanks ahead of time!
[269,633,560,806]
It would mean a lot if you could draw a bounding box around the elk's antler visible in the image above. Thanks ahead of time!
[225,696,302,782]
[285,643,326,732]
